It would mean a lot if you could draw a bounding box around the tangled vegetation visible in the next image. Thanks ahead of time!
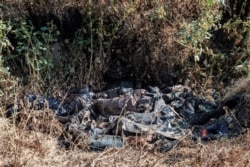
[0,0,249,166]
[0,0,249,92]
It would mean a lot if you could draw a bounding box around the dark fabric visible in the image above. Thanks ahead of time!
[5,84,245,152]
[6,94,69,116]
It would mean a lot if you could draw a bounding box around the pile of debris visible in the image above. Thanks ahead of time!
[5,79,249,152]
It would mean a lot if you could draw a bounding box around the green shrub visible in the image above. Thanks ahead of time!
[9,20,59,79]
[0,20,14,96]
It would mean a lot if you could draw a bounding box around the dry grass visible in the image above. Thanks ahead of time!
[1,87,250,167]
[1,113,250,167]
[1,1,250,166]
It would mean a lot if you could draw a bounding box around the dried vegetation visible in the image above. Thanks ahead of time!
[1,0,248,90]
[0,0,250,166]
[1,114,250,166]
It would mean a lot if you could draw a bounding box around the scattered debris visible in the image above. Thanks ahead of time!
[5,79,249,152]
